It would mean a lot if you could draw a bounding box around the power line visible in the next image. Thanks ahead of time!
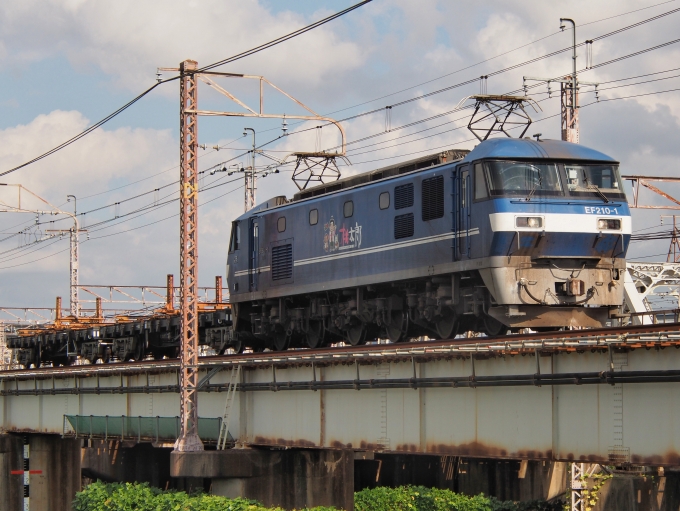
[0,0,373,177]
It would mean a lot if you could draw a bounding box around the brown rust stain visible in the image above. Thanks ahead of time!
[630,450,680,467]
[388,440,555,460]
[252,436,317,449]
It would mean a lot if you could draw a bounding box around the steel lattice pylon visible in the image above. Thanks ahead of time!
[175,59,203,452]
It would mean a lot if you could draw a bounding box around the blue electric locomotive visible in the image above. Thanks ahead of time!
[226,137,630,350]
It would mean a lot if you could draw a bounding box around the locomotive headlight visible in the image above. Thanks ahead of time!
[597,218,621,230]
[516,216,543,228]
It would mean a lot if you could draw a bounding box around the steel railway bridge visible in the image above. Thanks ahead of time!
[2,320,680,510]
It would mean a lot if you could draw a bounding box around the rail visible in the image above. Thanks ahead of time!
[0,322,679,384]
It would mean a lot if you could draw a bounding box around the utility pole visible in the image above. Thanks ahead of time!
[560,18,578,143]
[67,195,79,316]
[662,215,680,263]
[0,185,83,316]
[243,127,256,212]
[523,18,599,144]
[175,59,203,452]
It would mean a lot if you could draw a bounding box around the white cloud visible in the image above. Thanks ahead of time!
[0,0,367,99]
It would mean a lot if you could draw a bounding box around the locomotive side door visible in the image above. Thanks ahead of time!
[453,165,471,260]
[249,217,259,291]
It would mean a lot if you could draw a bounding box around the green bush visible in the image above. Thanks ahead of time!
[74,482,559,511]
[72,481,285,511]
[355,486,492,511]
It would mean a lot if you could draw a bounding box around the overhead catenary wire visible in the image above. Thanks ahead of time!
[0,0,374,177]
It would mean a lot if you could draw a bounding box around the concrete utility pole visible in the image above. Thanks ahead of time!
[175,59,203,452]
[243,127,256,212]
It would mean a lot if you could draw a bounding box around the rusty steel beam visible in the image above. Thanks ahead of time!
[175,59,203,452]
[623,175,680,210]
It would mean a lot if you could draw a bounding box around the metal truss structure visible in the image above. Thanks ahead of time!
[166,68,348,191]
[623,175,680,210]
[176,60,202,452]
[570,463,610,511]
[0,184,83,316]
[78,280,227,310]
[466,95,540,142]
[625,262,680,316]
[523,75,599,144]
[160,59,352,450]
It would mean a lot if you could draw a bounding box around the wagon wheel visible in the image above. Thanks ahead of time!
[33,346,42,369]
[385,310,407,343]
[345,323,367,346]
[435,313,458,339]
[305,320,325,349]
[273,331,290,351]
[130,341,144,361]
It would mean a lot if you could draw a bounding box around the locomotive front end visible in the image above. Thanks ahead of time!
[468,140,631,328]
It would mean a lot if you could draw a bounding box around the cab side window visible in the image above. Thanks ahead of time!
[229,221,240,252]
[474,163,488,200]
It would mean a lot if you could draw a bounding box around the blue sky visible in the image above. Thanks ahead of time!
[0,0,679,312]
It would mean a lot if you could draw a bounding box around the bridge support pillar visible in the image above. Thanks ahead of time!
[0,434,23,511]
[171,448,354,510]
[27,435,81,511]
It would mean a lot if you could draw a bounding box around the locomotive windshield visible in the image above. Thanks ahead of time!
[485,161,563,197]
[565,163,625,200]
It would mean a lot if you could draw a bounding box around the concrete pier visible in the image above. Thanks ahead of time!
[0,434,80,511]
[0,435,23,511]
[28,435,81,511]
[171,448,354,510]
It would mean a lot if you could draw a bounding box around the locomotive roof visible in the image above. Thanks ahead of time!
[242,138,617,218]
[291,148,469,202]
[462,137,617,163]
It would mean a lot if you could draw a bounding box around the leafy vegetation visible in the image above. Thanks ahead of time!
[73,482,561,511]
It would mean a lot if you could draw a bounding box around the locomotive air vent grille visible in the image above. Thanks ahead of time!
[422,175,444,221]
[271,244,293,280]
[394,183,414,209]
[394,213,414,239]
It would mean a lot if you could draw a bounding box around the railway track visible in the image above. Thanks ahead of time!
[2,322,680,380]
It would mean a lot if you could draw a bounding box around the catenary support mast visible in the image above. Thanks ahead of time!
[175,59,203,452]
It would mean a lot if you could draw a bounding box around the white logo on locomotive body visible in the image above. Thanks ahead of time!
[324,216,362,253]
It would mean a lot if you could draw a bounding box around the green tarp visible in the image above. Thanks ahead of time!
[64,415,224,442]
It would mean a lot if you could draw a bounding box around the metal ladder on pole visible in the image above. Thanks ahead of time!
[217,364,241,450]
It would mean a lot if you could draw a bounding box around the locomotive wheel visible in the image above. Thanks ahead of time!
[221,339,244,355]
[386,310,407,343]
[305,320,324,349]
[273,332,290,351]
[231,339,245,354]
[482,314,506,337]
[435,314,458,339]
[346,323,366,346]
